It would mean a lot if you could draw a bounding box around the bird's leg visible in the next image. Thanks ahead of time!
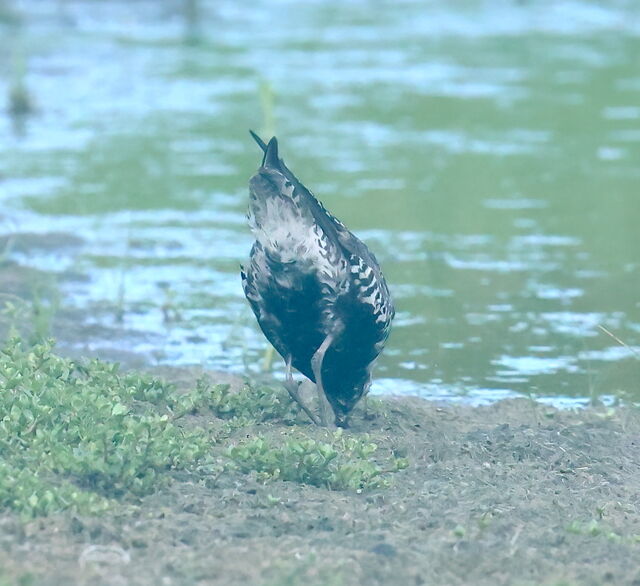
[311,334,335,427]
[363,395,375,421]
[317,387,333,428]
[284,357,320,426]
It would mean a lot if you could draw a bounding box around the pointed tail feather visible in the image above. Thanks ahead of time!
[262,137,280,169]
[249,130,280,169]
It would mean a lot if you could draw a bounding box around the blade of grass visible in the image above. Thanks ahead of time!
[597,325,640,359]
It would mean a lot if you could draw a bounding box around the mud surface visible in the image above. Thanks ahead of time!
[0,256,160,368]
[1,389,640,586]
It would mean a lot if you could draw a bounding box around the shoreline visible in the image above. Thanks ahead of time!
[1,344,639,585]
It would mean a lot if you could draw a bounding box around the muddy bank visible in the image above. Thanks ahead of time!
[0,254,162,368]
[1,382,639,586]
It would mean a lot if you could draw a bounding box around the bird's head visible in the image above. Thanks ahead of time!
[327,376,372,428]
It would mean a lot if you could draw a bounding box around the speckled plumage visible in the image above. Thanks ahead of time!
[241,133,394,426]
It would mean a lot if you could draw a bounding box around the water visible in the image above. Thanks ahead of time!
[1,0,639,406]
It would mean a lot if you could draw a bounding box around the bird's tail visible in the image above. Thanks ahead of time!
[249,130,280,169]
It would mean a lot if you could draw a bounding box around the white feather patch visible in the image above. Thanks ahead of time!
[249,196,344,282]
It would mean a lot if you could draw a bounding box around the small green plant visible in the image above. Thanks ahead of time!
[0,339,211,517]
[210,382,298,422]
[158,281,182,323]
[0,237,14,264]
[169,377,298,423]
[453,525,466,538]
[259,78,276,139]
[8,81,32,117]
[1,286,58,344]
[8,47,33,117]
[566,520,623,543]
[227,429,408,490]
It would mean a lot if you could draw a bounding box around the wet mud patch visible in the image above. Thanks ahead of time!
[0,255,162,368]
[1,357,639,586]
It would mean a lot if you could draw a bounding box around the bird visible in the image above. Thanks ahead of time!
[240,131,395,427]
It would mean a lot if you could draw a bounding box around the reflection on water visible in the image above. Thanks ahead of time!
[0,0,639,407]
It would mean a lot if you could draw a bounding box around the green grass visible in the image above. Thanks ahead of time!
[227,431,408,491]
[0,338,407,518]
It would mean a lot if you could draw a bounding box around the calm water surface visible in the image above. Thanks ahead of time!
[1,0,639,406]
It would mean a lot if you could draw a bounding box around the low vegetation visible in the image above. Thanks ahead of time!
[228,431,408,490]
[0,337,407,518]
[0,339,211,516]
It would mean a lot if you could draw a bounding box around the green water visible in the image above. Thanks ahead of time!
[1,0,639,405]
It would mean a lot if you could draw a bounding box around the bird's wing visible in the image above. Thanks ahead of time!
[249,131,394,325]
[241,242,289,359]
[348,254,395,339]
